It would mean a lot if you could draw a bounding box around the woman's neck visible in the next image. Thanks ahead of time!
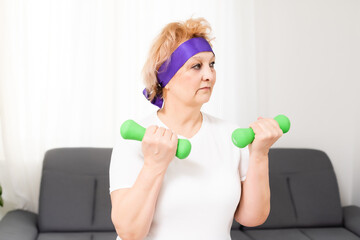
[157,106,203,138]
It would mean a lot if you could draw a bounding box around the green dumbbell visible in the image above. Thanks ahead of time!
[232,114,291,148]
[120,120,192,159]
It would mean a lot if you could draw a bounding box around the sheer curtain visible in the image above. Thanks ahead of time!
[0,0,256,218]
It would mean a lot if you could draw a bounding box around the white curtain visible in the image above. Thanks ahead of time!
[0,0,256,219]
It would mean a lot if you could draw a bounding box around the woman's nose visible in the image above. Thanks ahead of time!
[202,65,215,81]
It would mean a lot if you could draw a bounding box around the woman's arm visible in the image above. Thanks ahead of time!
[111,164,166,240]
[234,117,283,227]
[111,125,177,240]
[234,152,270,226]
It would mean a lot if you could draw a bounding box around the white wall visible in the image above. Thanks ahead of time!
[254,0,360,206]
[353,118,360,206]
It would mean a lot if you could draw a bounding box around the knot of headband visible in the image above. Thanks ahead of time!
[143,37,214,108]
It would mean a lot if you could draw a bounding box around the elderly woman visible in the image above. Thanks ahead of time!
[109,17,283,240]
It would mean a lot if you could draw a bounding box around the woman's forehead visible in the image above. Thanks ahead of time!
[191,51,215,60]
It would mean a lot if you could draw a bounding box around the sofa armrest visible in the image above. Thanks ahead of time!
[0,209,38,240]
[343,205,360,237]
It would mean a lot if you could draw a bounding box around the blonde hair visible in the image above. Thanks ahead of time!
[142,17,215,102]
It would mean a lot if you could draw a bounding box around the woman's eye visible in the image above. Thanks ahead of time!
[192,63,201,69]
[192,62,215,69]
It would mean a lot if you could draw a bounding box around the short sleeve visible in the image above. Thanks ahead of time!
[239,146,250,181]
[109,135,143,194]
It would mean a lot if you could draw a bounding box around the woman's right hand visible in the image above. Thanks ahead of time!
[142,125,178,172]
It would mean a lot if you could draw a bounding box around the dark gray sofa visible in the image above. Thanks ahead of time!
[0,148,360,240]
[0,148,117,240]
[230,148,360,240]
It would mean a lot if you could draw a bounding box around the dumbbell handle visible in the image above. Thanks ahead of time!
[232,115,291,148]
[120,120,191,159]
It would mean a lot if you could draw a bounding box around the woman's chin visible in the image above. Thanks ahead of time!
[198,95,211,104]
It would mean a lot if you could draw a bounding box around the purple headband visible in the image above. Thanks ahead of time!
[143,37,214,108]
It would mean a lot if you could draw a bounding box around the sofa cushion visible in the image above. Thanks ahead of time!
[37,231,117,240]
[243,228,360,240]
[0,209,38,240]
[38,171,95,231]
[37,232,92,240]
[300,227,360,240]
[243,228,311,240]
[93,175,113,228]
[231,219,241,230]
[38,148,114,232]
[290,170,342,227]
[243,148,342,229]
[230,230,253,240]
[260,174,297,228]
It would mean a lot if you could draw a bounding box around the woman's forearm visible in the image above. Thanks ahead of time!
[111,164,167,240]
[235,153,270,227]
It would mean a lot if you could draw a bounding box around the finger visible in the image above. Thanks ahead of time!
[251,119,276,138]
[258,119,283,138]
[249,121,265,135]
[259,119,282,135]
[264,118,280,130]
[269,119,283,135]
[155,127,166,137]
[261,119,278,132]
[170,130,178,141]
[146,125,159,135]
[162,127,168,136]
[163,128,173,139]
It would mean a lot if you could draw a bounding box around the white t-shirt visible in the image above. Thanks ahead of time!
[109,110,250,240]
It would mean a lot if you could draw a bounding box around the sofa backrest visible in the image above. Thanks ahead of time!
[38,148,114,232]
[243,148,343,230]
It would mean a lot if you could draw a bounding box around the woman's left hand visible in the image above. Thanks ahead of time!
[248,117,283,157]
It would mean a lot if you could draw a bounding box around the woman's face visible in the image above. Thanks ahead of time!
[164,51,216,107]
